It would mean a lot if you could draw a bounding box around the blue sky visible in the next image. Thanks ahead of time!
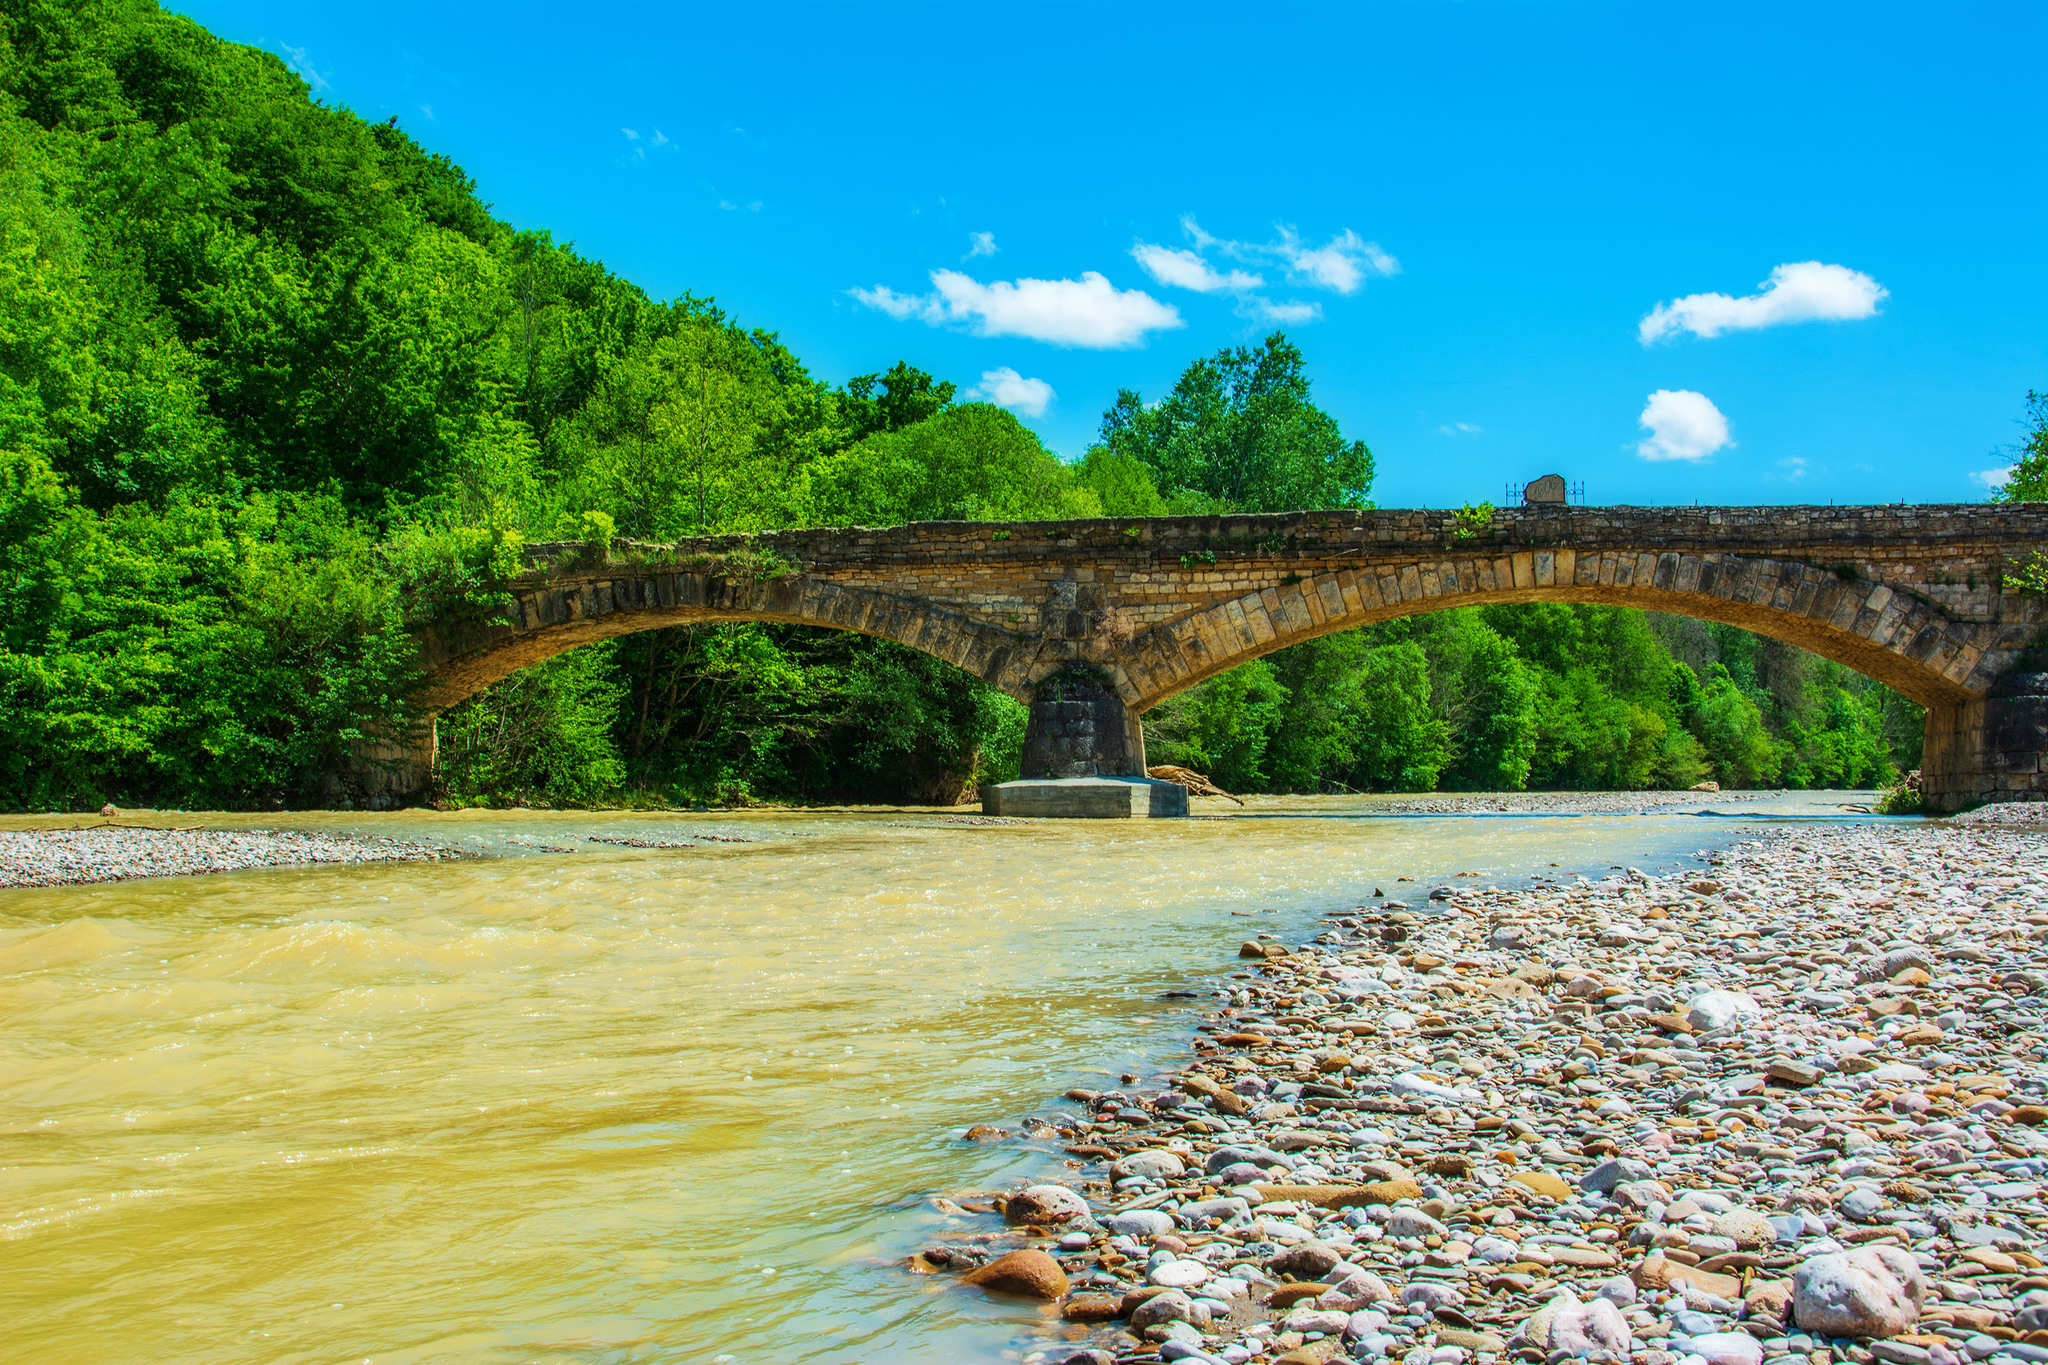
[177,1,2045,508]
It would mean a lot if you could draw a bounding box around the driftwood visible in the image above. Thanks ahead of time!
[1146,765,1244,805]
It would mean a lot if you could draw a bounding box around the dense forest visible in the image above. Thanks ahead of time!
[0,0,2024,811]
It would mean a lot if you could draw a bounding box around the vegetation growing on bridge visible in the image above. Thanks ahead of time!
[0,0,1986,810]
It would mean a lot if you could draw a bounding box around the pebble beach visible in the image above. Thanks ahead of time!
[927,821,2048,1365]
[0,824,467,888]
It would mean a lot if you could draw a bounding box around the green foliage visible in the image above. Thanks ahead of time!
[796,403,1099,526]
[1097,332,1373,512]
[1991,391,2048,503]
[1996,393,2048,590]
[1451,502,1494,541]
[437,645,625,805]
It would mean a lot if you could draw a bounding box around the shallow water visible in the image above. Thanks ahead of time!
[0,794,1870,1364]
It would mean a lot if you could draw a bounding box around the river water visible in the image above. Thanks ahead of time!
[0,795,1868,1364]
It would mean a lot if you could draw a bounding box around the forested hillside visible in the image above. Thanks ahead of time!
[0,0,1957,810]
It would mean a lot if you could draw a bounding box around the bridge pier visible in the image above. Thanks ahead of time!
[982,667,1188,817]
[330,723,437,810]
[1920,667,2048,813]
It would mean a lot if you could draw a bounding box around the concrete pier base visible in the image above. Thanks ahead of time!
[980,777,1189,819]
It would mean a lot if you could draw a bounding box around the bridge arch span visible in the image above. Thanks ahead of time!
[1118,550,1984,712]
[355,507,2048,812]
[413,573,1055,715]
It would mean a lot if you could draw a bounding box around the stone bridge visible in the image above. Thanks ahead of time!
[386,505,2048,811]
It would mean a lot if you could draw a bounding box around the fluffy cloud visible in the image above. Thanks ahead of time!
[1972,466,2015,492]
[966,231,998,259]
[1131,243,1263,293]
[851,270,1182,348]
[1640,262,1888,343]
[1275,227,1399,295]
[967,367,1055,417]
[1636,389,1731,461]
[1128,216,1397,324]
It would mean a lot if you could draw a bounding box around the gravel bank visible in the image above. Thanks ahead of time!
[1373,792,1787,816]
[926,822,2048,1365]
[0,825,467,888]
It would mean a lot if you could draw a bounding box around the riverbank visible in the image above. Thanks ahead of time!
[0,824,468,888]
[932,821,2048,1365]
[1367,792,1788,816]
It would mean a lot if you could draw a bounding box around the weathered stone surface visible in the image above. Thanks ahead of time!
[1791,1247,1928,1339]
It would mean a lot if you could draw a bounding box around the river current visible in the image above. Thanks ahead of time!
[0,795,1868,1364]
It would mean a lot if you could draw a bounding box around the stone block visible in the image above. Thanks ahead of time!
[981,778,1189,819]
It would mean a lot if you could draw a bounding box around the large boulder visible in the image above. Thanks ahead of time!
[1790,1247,1926,1339]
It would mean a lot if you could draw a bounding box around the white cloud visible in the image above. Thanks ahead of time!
[621,127,640,140]
[718,198,764,212]
[1129,217,1397,325]
[1276,227,1400,294]
[1972,466,2015,492]
[418,103,434,120]
[1636,389,1732,462]
[1640,261,1888,343]
[966,231,998,259]
[848,284,932,320]
[277,43,328,92]
[652,129,670,147]
[967,367,1055,417]
[1439,421,1484,437]
[1777,455,1809,481]
[1243,297,1321,325]
[1131,243,1263,293]
[851,269,1182,348]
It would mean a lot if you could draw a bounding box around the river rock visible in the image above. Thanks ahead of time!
[1269,1241,1346,1278]
[1104,1208,1177,1238]
[1582,1156,1654,1194]
[1318,1269,1395,1310]
[1004,1184,1090,1226]
[1791,1246,1927,1339]
[1523,1291,1631,1362]
[1684,1331,1766,1365]
[1687,989,1763,1031]
[1114,1150,1188,1180]
[963,1248,1069,1299]
[1129,1287,1208,1330]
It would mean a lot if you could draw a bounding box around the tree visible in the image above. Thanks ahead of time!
[1991,391,2048,501]
[841,361,954,444]
[1096,332,1373,512]
[796,403,1099,526]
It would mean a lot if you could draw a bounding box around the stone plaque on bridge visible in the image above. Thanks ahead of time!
[1524,473,1568,504]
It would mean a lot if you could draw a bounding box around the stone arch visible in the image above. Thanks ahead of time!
[413,569,1049,715]
[1117,549,1987,712]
